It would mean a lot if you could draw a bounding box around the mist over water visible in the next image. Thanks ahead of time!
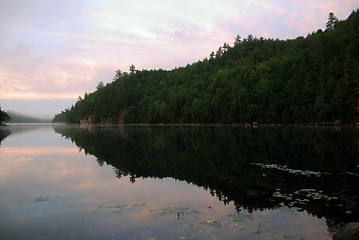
[0,99,75,119]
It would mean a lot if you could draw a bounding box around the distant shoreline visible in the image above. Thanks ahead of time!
[50,122,359,128]
[5,122,53,126]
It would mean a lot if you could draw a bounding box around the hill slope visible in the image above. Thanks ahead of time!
[54,10,359,124]
[7,111,51,123]
[0,108,11,125]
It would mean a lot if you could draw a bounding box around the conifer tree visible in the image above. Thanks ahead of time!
[326,12,338,30]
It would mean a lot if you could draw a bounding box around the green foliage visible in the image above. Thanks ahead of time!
[54,10,359,124]
[326,12,338,31]
[0,107,11,125]
[96,81,104,90]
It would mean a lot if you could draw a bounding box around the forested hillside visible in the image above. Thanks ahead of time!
[53,10,359,124]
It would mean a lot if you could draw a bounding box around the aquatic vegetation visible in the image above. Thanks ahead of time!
[34,196,53,203]
[106,204,128,209]
[160,207,202,216]
[251,163,322,177]
[343,172,359,177]
[98,202,152,215]
[231,213,253,223]
[200,220,221,228]
[106,204,128,213]
[294,189,338,201]
[254,223,267,235]
[132,203,147,207]
[272,188,341,211]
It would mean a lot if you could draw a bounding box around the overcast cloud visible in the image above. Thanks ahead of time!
[0,0,357,117]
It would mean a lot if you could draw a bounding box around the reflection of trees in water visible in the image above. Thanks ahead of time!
[53,125,359,225]
[0,127,11,146]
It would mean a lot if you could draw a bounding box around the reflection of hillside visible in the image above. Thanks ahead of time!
[2,124,53,137]
[53,125,359,225]
[0,127,11,146]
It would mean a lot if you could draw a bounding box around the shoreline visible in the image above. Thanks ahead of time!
[50,122,359,128]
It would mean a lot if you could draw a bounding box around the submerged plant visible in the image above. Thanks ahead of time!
[251,163,322,177]
[231,213,253,223]
[160,207,202,216]
[200,220,222,228]
[34,196,53,203]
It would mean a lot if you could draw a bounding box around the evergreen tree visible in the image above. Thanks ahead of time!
[96,81,104,89]
[0,107,11,125]
[129,64,136,74]
[326,12,338,30]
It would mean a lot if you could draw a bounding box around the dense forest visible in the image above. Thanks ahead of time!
[0,107,11,125]
[53,10,359,124]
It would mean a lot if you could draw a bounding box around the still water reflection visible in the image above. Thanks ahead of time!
[0,125,358,239]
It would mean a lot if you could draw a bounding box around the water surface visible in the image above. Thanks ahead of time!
[0,124,358,239]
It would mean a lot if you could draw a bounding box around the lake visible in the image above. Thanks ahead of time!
[0,124,358,239]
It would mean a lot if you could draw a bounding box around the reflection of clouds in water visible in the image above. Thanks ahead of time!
[245,208,330,240]
[0,147,78,179]
[0,143,241,237]
[3,125,74,147]
[0,127,333,239]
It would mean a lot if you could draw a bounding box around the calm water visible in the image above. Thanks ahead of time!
[0,124,358,240]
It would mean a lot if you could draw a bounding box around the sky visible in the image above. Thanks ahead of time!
[0,0,358,118]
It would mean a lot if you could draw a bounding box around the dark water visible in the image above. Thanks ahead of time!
[0,124,358,239]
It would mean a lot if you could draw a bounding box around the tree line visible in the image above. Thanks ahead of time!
[53,10,359,124]
[0,107,11,125]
